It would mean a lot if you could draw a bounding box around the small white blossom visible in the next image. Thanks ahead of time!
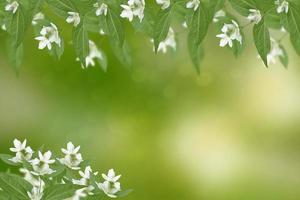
[72,166,98,186]
[31,151,55,175]
[9,139,34,163]
[275,0,289,13]
[59,142,83,170]
[120,0,145,22]
[27,187,43,200]
[247,9,262,24]
[66,12,81,27]
[216,20,242,48]
[152,27,176,53]
[266,38,284,65]
[5,1,19,14]
[94,2,108,16]
[20,168,43,187]
[79,40,105,69]
[1,24,6,31]
[213,10,226,23]
[182,21,188,28]
[35,23,61,50]
[32,12,45,26]
[156,0,170,10]
[186,0,200,11]
[97,169,121,198]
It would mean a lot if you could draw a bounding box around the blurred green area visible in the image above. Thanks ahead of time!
[1,16,300,200]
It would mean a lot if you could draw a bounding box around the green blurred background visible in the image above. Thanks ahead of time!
[1,16,300,200]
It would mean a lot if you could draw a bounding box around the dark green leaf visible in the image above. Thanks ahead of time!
[73,22,89,65]
[42,184,82,200]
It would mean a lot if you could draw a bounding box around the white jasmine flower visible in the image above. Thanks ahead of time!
[247,9,262,24]
[31,151,55,175]
[66,12,81,27]
[35,23,61,50]
[94,2,108,16]
[1,24,6,31]
[152,27,176,53]
[32,12,45,26]
[27,187,43,200]
[275,0,289,13]
[182,21,188,28]
[266,38,284,65]
[156,0,170,10]
[59,142,83,170]
[80,40,104,69]
[216,20,242,48]
[99,29,105,35]
[97,181,121,198]
[102,169,121,183]
[5,1,19,14]
[9,139,33,163]
[72,166,98,186]
[213,10,225,23]
[120,0,145,22]
[186,0,200,11]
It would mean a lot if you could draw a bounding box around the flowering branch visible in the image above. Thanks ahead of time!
[0,139,131,199]
[0,0,298,74]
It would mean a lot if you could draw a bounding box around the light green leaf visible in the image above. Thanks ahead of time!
[253,18,271,67]
[0,173,32,200]
[110,40,131,68]
[6,38,24,75]
[153,7,173,53]
[73,22,89,65]
[117,189,133,198]
[0,153,20,166]
[105,8,124,47]
[41,184,82,200]
[47,0,77,18]
[6,7,26,48]
[229,0,256,16]
[287,2,300,55]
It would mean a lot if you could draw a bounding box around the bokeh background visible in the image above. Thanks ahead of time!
[1,13,300,200]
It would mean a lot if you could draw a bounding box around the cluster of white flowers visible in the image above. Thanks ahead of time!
[35,23,61,50]
[6,139,124,200]
[120,0,145,22]
[216,20,242,48]
[275,0,289,13]
[5,0,19,14]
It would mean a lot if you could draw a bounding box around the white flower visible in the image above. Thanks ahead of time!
[31,151,55,175]
[20,168,43,187]
[186,0,200,11]
[152,27,176,53]
[35,23,61,50]
[9,139,33,163]
[1,24,6,31]
[182,21,188,28]
[120,0,145,22]
[80,40,105,69]
[32,12,45,26]
[97,181,121,198]
[266,38,284,65]
[97,169,122,198]
[27,187,43,200]
[213,10,226,23]
[66,12,81,27]
[102,169,121,183]
[247,9,262,24]
[5,1,19,14]
[216,20,242,48]
[72,166,98,186]
[94,2,108,16]
[156,0,170,10]
[59,142,83,170]
[275,0,289,13]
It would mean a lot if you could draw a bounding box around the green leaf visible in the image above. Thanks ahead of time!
[253,18,271,67]
[73,22,89,65]
[117,189,133,198]
[229,0,256,16]
[110,40,132,68]
[0,154,20,166]
[6,7,26,48]
[105,8,124,47]
[41,184,82,200]
[6,39,24,75]
[47,0,77,18]
[0,173,32,200]
[153,7,173,53]
[287,2,300,55]
[188,41,204,74]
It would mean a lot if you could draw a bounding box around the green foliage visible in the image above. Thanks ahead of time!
[0,0,299,73]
